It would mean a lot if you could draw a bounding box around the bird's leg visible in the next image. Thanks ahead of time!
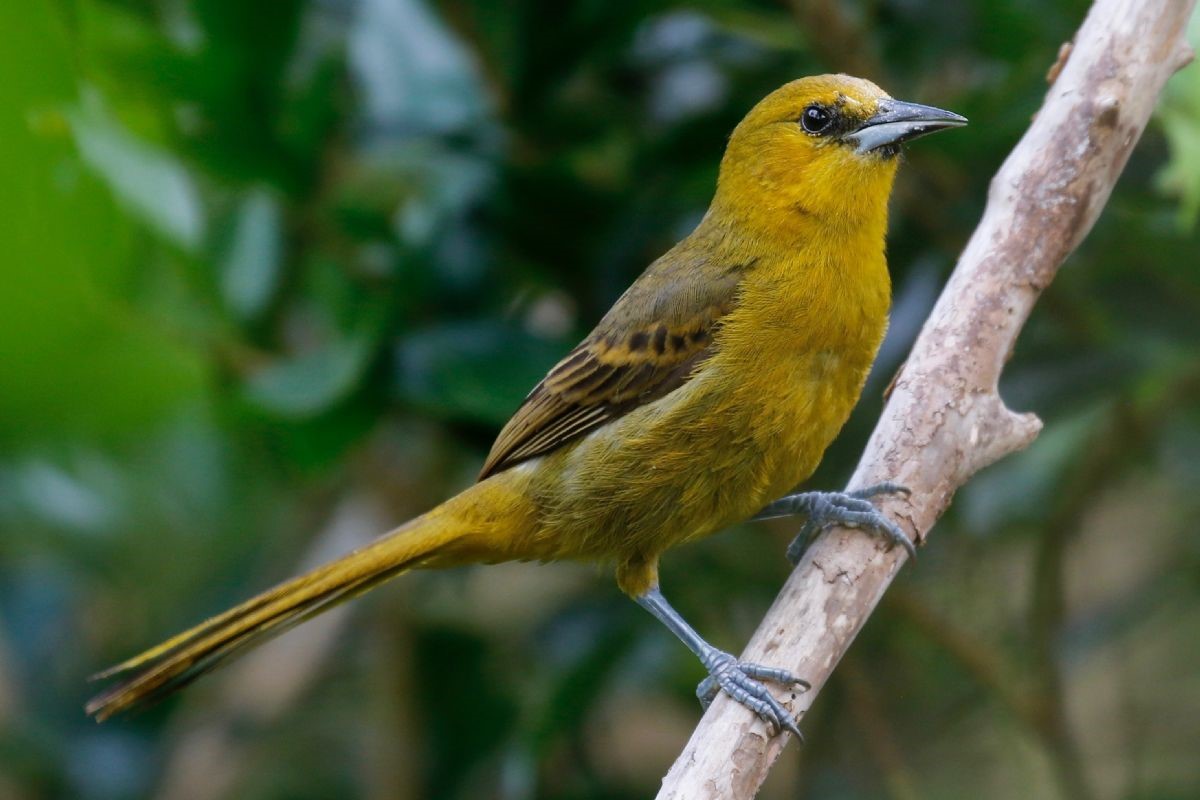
[635,585,809,737]
[753,482,916,564]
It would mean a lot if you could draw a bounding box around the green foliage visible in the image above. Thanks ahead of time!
[1157,12,1200,227]
[1,1,1198,799]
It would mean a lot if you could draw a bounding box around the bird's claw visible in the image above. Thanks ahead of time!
[696,650,809,738]
[849,482,911,501]
[767,484,915,565]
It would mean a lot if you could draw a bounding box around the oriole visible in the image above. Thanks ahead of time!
[87,74,965,735]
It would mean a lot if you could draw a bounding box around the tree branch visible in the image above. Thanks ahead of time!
[658,0,1196,796]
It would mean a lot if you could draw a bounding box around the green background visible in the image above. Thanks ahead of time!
[2,1,1199,798]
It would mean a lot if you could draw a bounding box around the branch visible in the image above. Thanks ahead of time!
[658,0,1196,796]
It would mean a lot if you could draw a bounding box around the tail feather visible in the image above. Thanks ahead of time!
[86,505,470,721]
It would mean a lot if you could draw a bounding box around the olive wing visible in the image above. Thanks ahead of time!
[478,260,741,479]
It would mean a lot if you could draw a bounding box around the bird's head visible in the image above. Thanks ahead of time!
[713,75,966,234]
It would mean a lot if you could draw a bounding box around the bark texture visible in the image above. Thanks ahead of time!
[658,0,1196,796]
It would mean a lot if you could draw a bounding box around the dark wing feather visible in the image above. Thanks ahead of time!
[479,251,747,479]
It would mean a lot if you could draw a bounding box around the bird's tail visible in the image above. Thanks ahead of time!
[86,479,524,721]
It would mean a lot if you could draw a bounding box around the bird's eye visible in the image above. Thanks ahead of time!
[801,105,833,134]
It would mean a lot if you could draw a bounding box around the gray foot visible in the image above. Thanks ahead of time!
[755,483,915,564]
[695,650,810,738]
[635,586,810,739]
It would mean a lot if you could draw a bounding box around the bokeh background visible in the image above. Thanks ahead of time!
[2,1,1199,798]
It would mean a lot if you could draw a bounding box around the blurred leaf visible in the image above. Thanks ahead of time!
[243,334,374,419]
[67,89,205,251]
[349,0,492,136]
[218,187,284,319]
[1154,10,1200,227]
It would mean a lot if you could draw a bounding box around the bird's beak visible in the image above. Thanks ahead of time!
[844,99,967,155]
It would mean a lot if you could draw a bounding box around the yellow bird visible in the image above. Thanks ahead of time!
[87,75,965,735]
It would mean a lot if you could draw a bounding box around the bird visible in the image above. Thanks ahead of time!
[86,74,966,735]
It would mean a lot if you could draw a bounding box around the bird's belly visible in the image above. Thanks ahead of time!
[524,349,872,563]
